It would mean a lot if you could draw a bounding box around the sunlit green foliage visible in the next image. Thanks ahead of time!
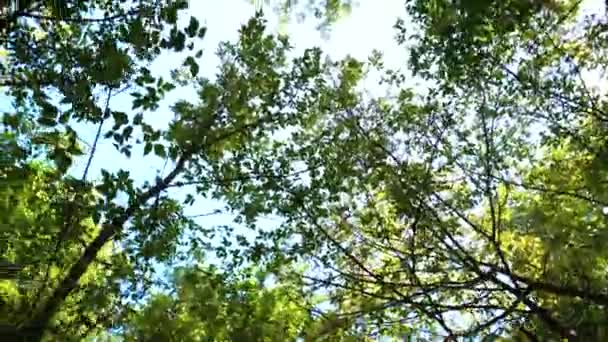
[3,0,608,340]
[121,266,311,341]
[249,0,353,31]
[1,0,363,340]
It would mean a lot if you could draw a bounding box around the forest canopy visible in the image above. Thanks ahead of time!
[2,0,608,340]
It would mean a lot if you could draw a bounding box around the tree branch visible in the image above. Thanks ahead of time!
[82,88,113,182]
[12,8,141,24]
[22,151,192,339]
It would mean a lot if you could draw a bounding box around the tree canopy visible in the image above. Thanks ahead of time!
[2,0,608,340]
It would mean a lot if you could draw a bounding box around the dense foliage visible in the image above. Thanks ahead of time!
[2,0,608,340]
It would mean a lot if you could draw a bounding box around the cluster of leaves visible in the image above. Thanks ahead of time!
[208,0,608,340]
[249,0,354,32]
[0,161,128,340]
[238,0,608,340]
[0,0,369,341]
[119,265,365,341]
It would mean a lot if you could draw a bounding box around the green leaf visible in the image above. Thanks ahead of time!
[183,56,199,76]
[197,27,207,39]
[112,111,129,128]
[185,16,200,38]
[133,113,144,125]
[153,144,166,158]
[37,116,56,127]
[169,28,186,52]
[143,143,152,156]
[162,82,176,92]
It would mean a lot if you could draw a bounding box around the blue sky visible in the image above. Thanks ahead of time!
[60,0,413,320]
[65,0,607,229]
[72,0,409,179]
[1,0,602,239]
[0,0,410,305]
[66,0,410,253]
[2,0,603,335]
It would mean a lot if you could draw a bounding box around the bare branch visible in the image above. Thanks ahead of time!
[82,87,113,182]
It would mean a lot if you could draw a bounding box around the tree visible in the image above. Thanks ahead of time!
[116,264,367,341]
[208,0,608,340]
[0,160,126,340]
[0,0,361,340]
[398,0,608,337]
[5,0,608,340]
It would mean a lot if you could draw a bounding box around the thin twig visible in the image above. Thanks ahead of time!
[82,87,113,182]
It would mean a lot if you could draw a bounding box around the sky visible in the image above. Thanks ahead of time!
[0,0,410,314]
[65,0,413,321]
[65,0,410,260]
[62,0,608,231]
[71,0,408,179]
[2,0,605,336]
[69,0,602,267]
[1,0,603,246]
